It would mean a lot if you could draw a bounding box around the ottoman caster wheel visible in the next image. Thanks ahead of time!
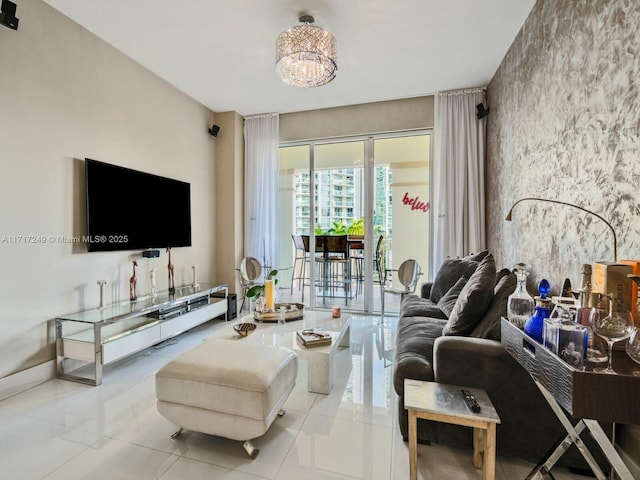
[241,440,259,459]
[170,428,183,439]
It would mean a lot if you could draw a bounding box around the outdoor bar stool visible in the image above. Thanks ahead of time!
[290,234,309,295]
[315,235,351,305]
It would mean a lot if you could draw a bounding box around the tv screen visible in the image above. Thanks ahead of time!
[85,158,192,252]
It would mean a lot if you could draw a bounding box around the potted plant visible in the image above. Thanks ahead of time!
[347,218,364,235]
[247,269,278,300]
[327,220,347,235]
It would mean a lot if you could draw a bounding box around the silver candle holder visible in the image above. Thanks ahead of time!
[97,280,107,308]
[192,265,199,288]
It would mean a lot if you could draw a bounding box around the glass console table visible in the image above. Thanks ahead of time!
[501,318,637,480]
[56,283,228,386]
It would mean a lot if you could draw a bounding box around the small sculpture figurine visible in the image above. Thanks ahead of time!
[97,280,107,308]
[167,247,175,293]
[129,260,138,301]
[192,265,199,288]
[150,268,157,298]
[561,341,584,368]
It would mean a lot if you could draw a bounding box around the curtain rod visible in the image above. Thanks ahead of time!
[279,127,432,147]
[437,87,486,96]
[243,112,279,120]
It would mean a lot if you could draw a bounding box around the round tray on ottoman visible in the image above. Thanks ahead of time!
[254,303,304,322]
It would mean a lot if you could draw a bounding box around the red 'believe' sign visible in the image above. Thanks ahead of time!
[402,192,430,213]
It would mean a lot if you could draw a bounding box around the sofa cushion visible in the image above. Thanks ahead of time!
[430,251,488,303]
[442,254,496,336]
[471,270,517,340]
[437,276,468,318]
[394,316,448,395]
[400,294,448,320]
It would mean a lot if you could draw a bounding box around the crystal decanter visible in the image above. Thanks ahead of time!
[507,263,535,328]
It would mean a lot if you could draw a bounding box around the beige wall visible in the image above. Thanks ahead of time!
[486,0,640,467]
[280,96,434,142]
[0,0,216,385]
[214,111,244,295]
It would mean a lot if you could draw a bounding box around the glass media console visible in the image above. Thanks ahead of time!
[56,283,228,385]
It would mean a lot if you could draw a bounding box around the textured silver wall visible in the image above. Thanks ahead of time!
[487,0,640,464]
[487,0,640,292]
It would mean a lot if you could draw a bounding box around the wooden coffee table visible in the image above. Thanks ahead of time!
[404,379,501,480]
[219,310,351,394]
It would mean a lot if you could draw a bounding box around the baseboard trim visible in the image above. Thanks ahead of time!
[0,360,56,400]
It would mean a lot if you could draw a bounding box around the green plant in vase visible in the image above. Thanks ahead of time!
[247,269,278,311]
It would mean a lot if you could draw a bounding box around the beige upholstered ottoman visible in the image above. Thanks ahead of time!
[156,338,298,458]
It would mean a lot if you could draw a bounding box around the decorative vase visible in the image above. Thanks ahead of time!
[524,279,551,343]
[264,278,275,311]
[525,304,550,344]
[507,263,535,328]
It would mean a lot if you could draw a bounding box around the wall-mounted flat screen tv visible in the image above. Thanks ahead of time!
[85,158,192,252]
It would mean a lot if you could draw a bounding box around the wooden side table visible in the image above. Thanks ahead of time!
[404,379,501,480]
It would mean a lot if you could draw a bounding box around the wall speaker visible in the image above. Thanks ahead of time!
[0,0,19,30]
[476,103,490,119]
[208,124,220,137]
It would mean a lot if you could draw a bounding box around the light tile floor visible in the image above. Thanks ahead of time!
[0,315,588,479]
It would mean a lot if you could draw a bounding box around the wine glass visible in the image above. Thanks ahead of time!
[625,328,640,376]
[591,307,635,374]
[625,275,640,375]
[586,308,609,364]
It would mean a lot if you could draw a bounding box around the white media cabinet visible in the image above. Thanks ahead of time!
[56,283,228,385]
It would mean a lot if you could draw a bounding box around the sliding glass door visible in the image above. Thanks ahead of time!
[314,141,365,308]
[373,135,430,300]
[278,132,431,314]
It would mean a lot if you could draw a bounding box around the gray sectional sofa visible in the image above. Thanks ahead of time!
[393,251,605,470]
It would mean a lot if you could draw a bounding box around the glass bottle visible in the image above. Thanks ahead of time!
[507,263,535,328]
[561,278,573,298]
[574,264,592,327]
[524,279,551,343]
[573,265,607,364]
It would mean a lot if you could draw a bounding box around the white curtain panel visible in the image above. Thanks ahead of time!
[244,113,280,272]
[432,89,487,277]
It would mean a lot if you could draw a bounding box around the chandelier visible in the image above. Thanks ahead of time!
[275,15,337,88]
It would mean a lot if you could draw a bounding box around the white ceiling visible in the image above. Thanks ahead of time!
[44,0,535,116]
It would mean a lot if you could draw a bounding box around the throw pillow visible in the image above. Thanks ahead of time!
[495,267,511,284]
[430,255,483,304]
[471,270,517,340]
[437,276,468,318]
[442,253,496,336]
[465,250,490,262]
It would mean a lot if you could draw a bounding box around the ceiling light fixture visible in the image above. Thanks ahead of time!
[275,15,337,88]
